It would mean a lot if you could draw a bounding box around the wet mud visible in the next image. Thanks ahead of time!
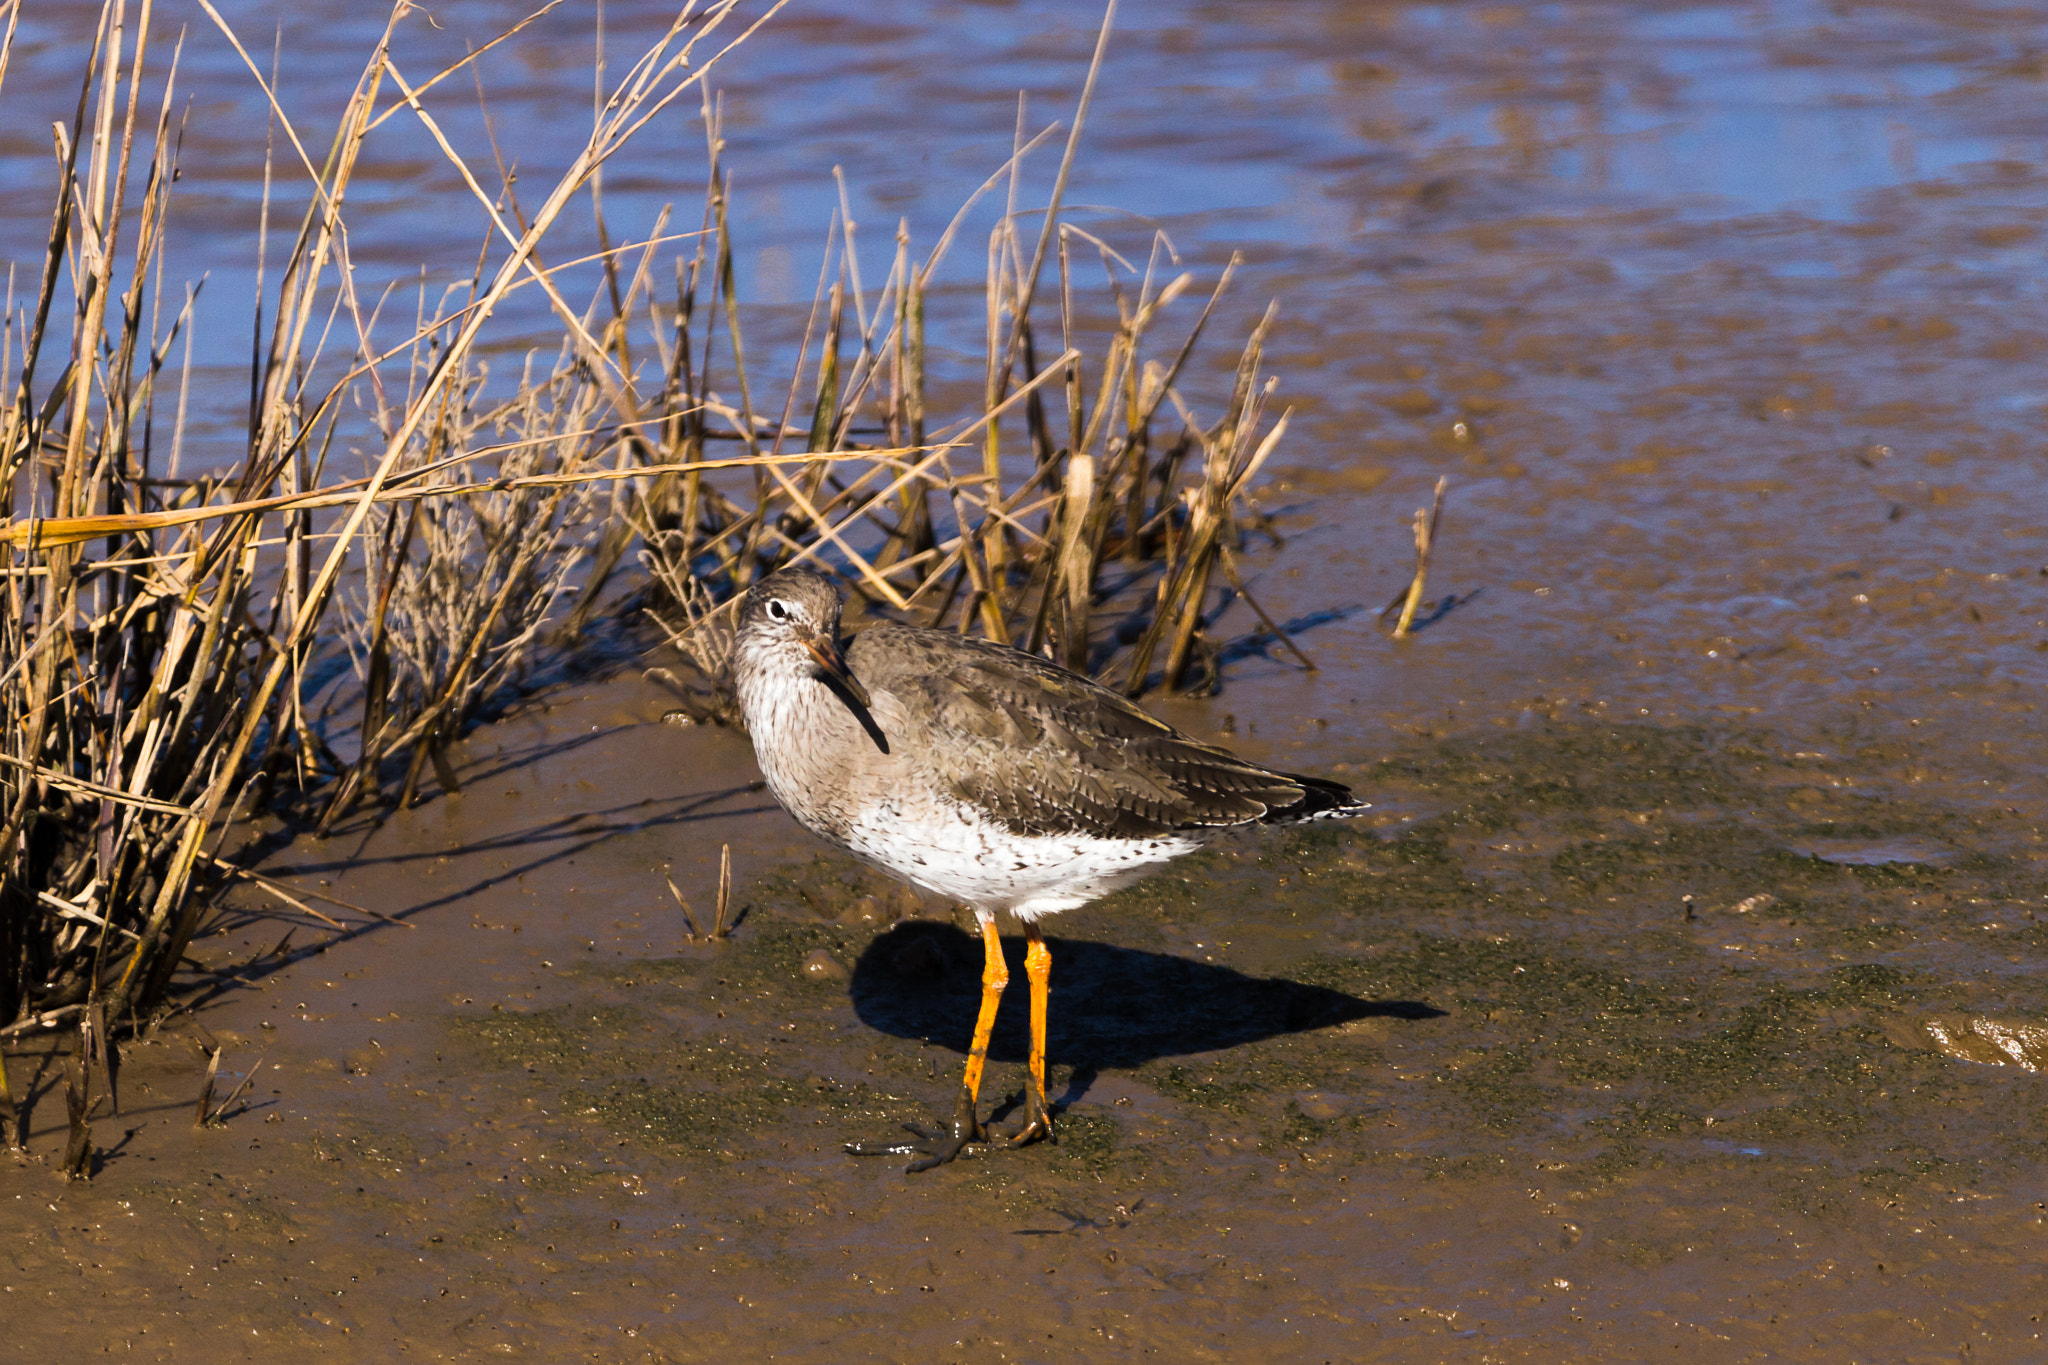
[7,680,2047,1360]
[10,0,2048,1359]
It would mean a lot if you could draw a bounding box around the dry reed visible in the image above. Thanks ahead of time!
[0,0,1303,1160]
[1390,475,1448,638]
[638,1,1304,710]
[0,0,790,1135]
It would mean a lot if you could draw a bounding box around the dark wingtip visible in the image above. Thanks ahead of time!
[1263,773,1368,825]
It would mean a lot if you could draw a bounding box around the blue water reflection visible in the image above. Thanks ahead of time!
[0,0,2042,459]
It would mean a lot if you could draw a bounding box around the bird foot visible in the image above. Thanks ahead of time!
[1003,1088,1056,1149]
[845,1085,986,1173]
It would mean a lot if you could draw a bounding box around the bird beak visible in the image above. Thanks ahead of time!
[804,636,873,710]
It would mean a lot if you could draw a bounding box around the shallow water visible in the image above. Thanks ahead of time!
[7,0,2048,1359]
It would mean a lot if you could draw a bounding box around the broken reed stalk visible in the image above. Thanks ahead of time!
[195,851,402,930]
[191,1043,220,1129]
[200,1051,262,1126]
[1217,543,1315,672]
[0,1046,17,1150]
[713,843,732,939]
[1392,475,1448,639]
[665,872,702,942]
[62,1049,93,1178]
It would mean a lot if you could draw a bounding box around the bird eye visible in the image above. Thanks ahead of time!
[767,600,789,621]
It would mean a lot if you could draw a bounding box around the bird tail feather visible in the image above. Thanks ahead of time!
[1263,773,1368,825]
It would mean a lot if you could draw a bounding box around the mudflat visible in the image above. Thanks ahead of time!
[7,673,2046,1360]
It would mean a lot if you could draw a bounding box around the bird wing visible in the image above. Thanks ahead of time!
[847,623,1328,839]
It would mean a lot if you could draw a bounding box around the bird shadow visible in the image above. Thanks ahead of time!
[849,921,1444,1104]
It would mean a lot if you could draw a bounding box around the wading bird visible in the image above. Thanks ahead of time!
[731,567,1365,1171]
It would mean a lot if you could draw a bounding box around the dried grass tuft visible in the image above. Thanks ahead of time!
[0,0,782,1102]
[638,3,1299,717]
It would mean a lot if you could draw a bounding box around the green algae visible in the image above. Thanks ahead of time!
[1145,1063,1263,1113]
[445,1004,642,1068]
[568,1073,869,1152]
[425,720,2048,1212]
[1044,1110,1125,1175]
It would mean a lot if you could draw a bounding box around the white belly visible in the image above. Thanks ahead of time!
[839,796,1203,919]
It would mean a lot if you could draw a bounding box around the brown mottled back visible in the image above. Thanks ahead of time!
[845,623,1355,840]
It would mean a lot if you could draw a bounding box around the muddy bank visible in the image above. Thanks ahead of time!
[9,0,2048,1359]
[6,674,2045,1361]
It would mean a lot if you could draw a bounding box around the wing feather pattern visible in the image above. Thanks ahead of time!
[847,624,1361,840]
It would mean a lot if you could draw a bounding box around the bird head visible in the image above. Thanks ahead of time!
[734,568,872,708]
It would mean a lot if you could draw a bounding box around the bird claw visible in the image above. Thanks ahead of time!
[845,1086,985,1173]
[1004,1115,1055,1147]
[1004,1088,1056,1148]
[844,1081,1056,1169]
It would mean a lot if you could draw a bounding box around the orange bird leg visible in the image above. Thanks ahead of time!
[1010,921,1055,1146]
[958,914,1009,1111]
[900,913,1007,1173]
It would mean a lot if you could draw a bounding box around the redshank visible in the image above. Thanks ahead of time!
[730,567,1366,1171]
